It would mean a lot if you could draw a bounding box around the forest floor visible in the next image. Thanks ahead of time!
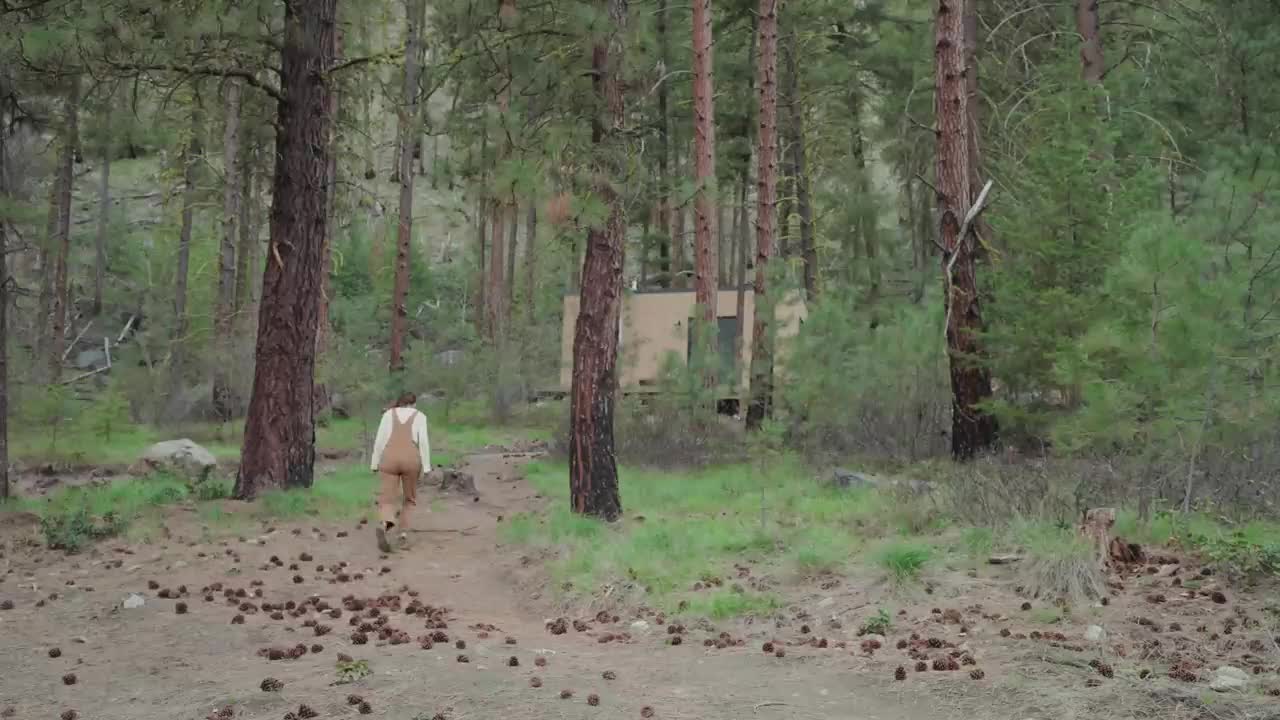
[2,447,1280,720]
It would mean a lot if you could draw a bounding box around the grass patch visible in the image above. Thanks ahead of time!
[503,458,923,618]
[1029,607,1064,624]
[961,527,995,558]
[875,541,932,583]
[1018,522,1105,601]
[31,472,192,551]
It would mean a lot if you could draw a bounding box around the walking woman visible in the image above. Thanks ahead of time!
[369,392,431,552]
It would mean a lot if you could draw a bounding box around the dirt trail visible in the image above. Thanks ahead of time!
[0,452,967,720]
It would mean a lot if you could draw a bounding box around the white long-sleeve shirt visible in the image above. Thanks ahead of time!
[370,407,431,472]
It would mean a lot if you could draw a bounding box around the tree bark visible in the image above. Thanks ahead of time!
[569,0,627,521]
[49,80,79,384]
[1077,0,1104,85]
[235,0,338,498]
[935,0,997,459]
[746,0,779,431]
[785,30,816,300]
[213,80,243,421]
[691,0,719,384]
[486,199,506,341]
[0,125,9,500]
[524,202,537,323]
[93,115,111,318]
[36,171,60,377]
[671,148,686,289]
[964,0,991,252]
[506,201,518,309]
[170,102,201,397]
[391,0,426,373]
[316,29,343,413]
[656,0,673,287]
[234,147,258,318]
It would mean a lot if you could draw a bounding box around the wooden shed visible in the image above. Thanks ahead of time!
[558,287,807,397]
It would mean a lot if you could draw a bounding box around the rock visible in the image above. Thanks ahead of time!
[74,349,106,370]
[1209,666,1248,692]
[816,597,835,609]
[171,561,188,570]
[328,393,350,419]
[831,469,877,490]
[988,554,1022,565]
[426,469,477,495]
[435,350,465,367]
[123,593,146,610]
[629,620,651,634]
[1084,625,1107,643]
[138,440,217,484]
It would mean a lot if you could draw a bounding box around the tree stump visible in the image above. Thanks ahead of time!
[1080,508,1116,568]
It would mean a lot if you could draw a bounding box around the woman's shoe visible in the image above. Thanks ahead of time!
[375,526,392,553]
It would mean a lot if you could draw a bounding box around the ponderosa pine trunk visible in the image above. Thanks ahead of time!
[36,171,59,378]
[49,80,79,383]
[0,125,9,501]
[486,200,506,341]
[691,0,719,384]
[234,147,257,319]
[524,202,537,323]
[569,0,628,521]
[671,147,687,288]
[1077,0,1104,85]
[506,202,518,309]
[784,30,816,300]
[391,0,426,373]
[235,0,338,498]
[964,0,991,252]
[746,0,779,431]
[656,0,673,287]
[315,29,343,414]
[171,103,201,402]
[935,0,997,459]
[93,117,111,318]
[213,80,242,421]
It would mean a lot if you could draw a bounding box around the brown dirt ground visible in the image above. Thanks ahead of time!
[2,452,1278,720]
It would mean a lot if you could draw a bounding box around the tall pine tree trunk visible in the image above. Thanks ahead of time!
[569,0,627,521]
[524,202,537,322]
[785,30,816,300]
[49,80,79,384]
[391,0,426,373]
[691,0,719,384]
[234,147,257,318]
[506,201,518,309]
[935,0,996,459]
[0,126,9,500]
[235,0,338,498]
[746,0,779,431]
[93,116,111,318]
[36,171,60,378]
[1077,0,1104,84]
[213,80,242,421]
[316,27,343,413]
[656,0,673,287]
[671,146,687,289]
[170,103,201,400]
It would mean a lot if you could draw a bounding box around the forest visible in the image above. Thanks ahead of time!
[2,1,1280,719]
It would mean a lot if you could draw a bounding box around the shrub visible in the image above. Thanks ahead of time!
[1019,524,1104,601]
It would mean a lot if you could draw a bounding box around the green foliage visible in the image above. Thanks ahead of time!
[334,658,372,684]
[875,541,932,583]
[24,385,79,455]
[81,384,132,444]
[858,608,893,636]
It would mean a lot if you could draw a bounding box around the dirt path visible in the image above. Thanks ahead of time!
[0,453,997,720]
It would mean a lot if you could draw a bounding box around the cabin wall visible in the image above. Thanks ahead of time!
[559,289,806,395]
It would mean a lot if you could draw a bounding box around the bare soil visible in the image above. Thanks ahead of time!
[2,452,1278,720]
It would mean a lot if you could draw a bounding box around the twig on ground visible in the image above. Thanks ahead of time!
[753,702,788,713]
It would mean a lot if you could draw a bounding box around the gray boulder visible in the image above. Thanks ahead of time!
[1208,666,1248,692]
[139,439,217,483]
[831,468,877,490]
[424,468,477,496]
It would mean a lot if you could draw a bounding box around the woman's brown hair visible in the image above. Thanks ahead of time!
[393,392,417,408]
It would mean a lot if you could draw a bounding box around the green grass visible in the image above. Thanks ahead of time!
[875,540,933,582]
[499,457,931,617]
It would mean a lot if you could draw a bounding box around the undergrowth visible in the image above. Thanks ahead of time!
[499,458,939,616]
